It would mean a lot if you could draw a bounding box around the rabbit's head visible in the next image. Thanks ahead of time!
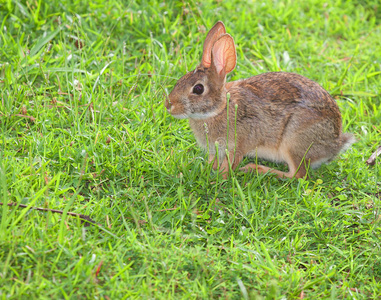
[165,21,236,119]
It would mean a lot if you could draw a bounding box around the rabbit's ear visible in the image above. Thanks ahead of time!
[201,21,226,68]
[211,34,237,76]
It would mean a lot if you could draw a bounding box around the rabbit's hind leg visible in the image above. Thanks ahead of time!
[239,158,307,179]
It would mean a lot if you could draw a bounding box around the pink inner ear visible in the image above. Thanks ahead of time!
[201,22,226,68]
[212,35,236,76]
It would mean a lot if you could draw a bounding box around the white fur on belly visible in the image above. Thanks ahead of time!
[247,146,287,163]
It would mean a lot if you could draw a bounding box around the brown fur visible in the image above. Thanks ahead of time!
[165,21,354,179]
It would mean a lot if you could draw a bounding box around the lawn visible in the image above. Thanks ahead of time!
[0,0,380,298]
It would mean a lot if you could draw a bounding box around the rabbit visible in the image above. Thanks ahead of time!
[165,21,354,179]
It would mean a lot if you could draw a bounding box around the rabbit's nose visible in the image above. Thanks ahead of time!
[164,98,171,112]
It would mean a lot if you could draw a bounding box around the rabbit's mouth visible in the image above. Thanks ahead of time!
[165,99,188,119]
[166,104,219,120]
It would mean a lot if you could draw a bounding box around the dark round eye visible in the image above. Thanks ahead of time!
[192,84,204,95]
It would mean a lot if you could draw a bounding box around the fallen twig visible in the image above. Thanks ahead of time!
[0,202,98,227]
[13,114,36,122]
[366,146,381,166]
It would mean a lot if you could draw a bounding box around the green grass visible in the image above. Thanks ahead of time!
[0,0,380,298]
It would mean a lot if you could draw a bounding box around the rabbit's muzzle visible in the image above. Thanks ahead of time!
[164,97,171,113]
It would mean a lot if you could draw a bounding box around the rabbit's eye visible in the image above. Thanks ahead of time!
[192,84,204,95]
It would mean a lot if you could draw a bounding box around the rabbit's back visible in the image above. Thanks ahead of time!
[229,72,343,134]
[230,72,339,111]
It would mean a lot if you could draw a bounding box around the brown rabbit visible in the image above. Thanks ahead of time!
[165,21,354,179]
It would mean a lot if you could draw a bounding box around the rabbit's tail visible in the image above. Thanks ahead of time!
[339,133,355,153]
